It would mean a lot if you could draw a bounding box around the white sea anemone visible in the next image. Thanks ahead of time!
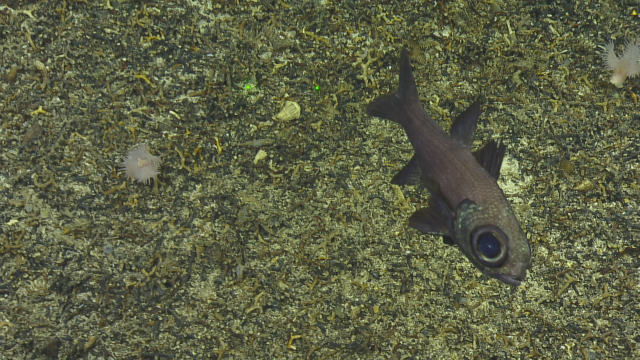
[601,39,640,88]
[119,144,161,184]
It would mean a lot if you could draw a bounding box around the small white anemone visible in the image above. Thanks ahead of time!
[119,144,161,184]
[602,39,640,88]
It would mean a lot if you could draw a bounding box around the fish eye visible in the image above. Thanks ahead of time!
[478,234,500,257]
[471,226,508,267]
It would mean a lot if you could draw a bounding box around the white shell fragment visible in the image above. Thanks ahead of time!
[254,149,268,164]
[274,101,301,122]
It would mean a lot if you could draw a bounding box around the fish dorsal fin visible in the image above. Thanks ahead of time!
[450,102,480,148]
[473,140,506,180]
[391,154,421,185]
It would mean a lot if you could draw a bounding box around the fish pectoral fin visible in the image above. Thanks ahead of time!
[472,140,506,180]
[408,207,452,237]
[391,154,422,185]
[442,236,456,246]
[409,178,455,237]
[450,102,480,148]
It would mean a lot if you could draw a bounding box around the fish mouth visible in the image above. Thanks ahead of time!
[489,262,528,286]
[491,273,524,286]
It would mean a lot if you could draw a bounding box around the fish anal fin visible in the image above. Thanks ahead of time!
[391,154,422,185]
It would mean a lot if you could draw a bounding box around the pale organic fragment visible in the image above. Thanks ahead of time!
[275,101,301,121]
[574,179,593,192]
[254,149,268,164]
[34,60,47,73]
[558,159,575,177]
[7,66,19,82]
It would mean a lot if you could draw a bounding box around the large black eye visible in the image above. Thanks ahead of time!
[478,234,500,258]
[471,226,508,267]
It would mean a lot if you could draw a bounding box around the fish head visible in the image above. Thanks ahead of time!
[452,200,531,286]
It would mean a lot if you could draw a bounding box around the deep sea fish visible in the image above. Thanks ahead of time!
[366,48,531,285]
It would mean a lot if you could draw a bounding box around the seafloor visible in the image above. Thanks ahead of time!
[1,0,639,359]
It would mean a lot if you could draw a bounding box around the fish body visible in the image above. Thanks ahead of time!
[366,49,531,285]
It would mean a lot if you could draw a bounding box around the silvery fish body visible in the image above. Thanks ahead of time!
[366,49,531,285]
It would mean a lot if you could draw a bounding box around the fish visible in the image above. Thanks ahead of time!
[366,48,531,285]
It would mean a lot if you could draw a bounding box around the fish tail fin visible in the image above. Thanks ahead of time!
[366,48,421,125]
